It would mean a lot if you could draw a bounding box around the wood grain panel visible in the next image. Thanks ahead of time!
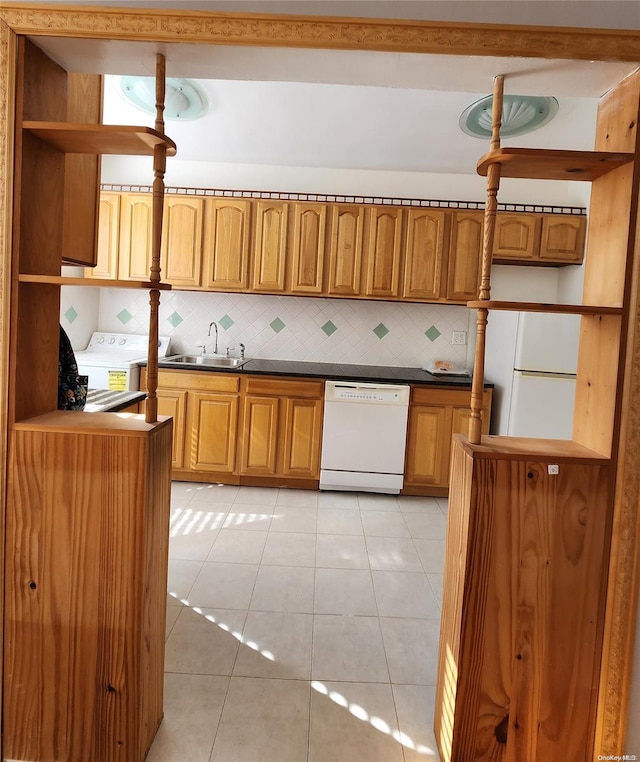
[251,200,288,292]
[118,194,153,281]
[187,391,238,473]
[4,420,172,761]
[539,214,585,263]
[404,404,452,487]
[327,204,364,295]
[402,208,445,300]
[363,206,403,298]
[202,198,250,290]
[437,441,613,762]
[243,375,324,399]
[161,196,204,287]
[280,397,322,478]
[288,202,326,294]
[493,213,540,260]
[240,395,279,475]
[154,369,240,393]
[87,192,120,279]
[447,211,483,302]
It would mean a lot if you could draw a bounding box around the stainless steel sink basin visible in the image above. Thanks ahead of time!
[165,355,248,369]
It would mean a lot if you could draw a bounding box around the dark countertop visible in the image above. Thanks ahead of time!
[150,357,491,388]
[84,388,146,412]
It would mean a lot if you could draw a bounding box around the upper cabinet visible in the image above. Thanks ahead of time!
[91,191,586,302]
[401,208,446,301]
[287,202,326,295]
[202,198,252,291]
[446,211,483,302]
[327,204,365,296]
[251,200,289,292]
[363,206,404,298]
[492,211,585,265]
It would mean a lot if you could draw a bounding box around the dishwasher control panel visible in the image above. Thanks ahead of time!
[325,380,410,405]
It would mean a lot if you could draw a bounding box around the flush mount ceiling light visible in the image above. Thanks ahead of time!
[459,94,559,139]
[117,75,209,121]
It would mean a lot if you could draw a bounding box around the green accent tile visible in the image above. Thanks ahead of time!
[64,306,78,323]
[321,320,338,337]
[270,317,286,334]
[168,311,184,328]
[373,322,389,339]
[219,314,234,331]
[425,325,441,342]
[117,308,132,325]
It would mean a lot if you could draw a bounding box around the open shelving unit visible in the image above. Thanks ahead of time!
[3,38,175,762]
[434,72,639,762]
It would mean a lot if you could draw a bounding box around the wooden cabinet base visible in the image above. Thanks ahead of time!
[4,412,173,762]
[435,435,612,762]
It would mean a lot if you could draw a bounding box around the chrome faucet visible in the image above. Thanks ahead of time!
[208,321,218,354]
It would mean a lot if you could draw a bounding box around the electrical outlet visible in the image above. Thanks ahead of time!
[452,330,467,346]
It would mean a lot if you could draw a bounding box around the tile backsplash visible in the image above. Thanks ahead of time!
[62,288,470,369]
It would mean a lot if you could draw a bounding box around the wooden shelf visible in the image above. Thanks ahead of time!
[477,148,633,181]
[467,300,623,315]
[23,121,177,157]
[18,274,172,290]
[453,433,611,464]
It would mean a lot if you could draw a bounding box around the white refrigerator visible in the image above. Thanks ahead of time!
[485,311,580,439]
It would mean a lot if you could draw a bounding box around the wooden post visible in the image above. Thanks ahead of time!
[468,75,503,444]
[145,53,167,424]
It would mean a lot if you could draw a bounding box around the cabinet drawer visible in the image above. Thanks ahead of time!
[155,369,240,393]
[411,386,473,406]
[243,376,324,399]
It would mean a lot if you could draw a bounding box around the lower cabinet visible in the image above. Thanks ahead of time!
[403,386,492,494]
[145,370,491,494]
[239,376,324,482]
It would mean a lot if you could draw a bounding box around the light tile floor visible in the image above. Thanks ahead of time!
[148,483,446,762]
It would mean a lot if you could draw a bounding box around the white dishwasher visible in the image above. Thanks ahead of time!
[320,380,410,494]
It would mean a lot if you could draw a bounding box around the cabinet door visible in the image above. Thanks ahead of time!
[363,206,403,298]
[188,391,239,473]
[161,196,204,288]
[446,211,483,302]
[402,208,446,300]
[404,404,453,488]
[451,403,491,440]
[281,397,323,478]
[156,388,188,469]
[251,201,288,292]
[493,213,540,261]
[327,204,365,295]
[539,215,586,263]
[202,198,251,290]
[86,192,120,279]
[288,202,326,294]
[118,193,153,280]
[240,395,280,475]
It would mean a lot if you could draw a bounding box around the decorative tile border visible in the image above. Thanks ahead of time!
[101,184,587,216]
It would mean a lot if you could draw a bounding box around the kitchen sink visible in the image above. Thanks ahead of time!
[165,354,248,368]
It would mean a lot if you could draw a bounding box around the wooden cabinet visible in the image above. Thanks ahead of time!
[492,211,585,265]
[327,204,365,295]
[363,206,403,298]
[86,191,121,279]
[118,193,155,281]
[150,370,240,479]
[251,200,288,292]
[446,211,483,302]
[202,198,251,291]
[287,202,326,294]
[539,213,586,263]
[161,196,204,287]
[239,376,323,482]
[493,212,540,261]
[438,438,612,761]
[402,208,446,300]
[403,386,492,494]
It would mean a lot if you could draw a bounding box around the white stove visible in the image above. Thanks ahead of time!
[75,332,171,391]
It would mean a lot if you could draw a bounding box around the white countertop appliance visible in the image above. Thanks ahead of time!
[75,332,171,391]
[320,380,410,494]
[485,311,580,439]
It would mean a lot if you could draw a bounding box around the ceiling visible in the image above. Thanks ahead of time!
[28,1,640,175]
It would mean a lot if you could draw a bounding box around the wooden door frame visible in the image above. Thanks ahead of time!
[1,4,640,756]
